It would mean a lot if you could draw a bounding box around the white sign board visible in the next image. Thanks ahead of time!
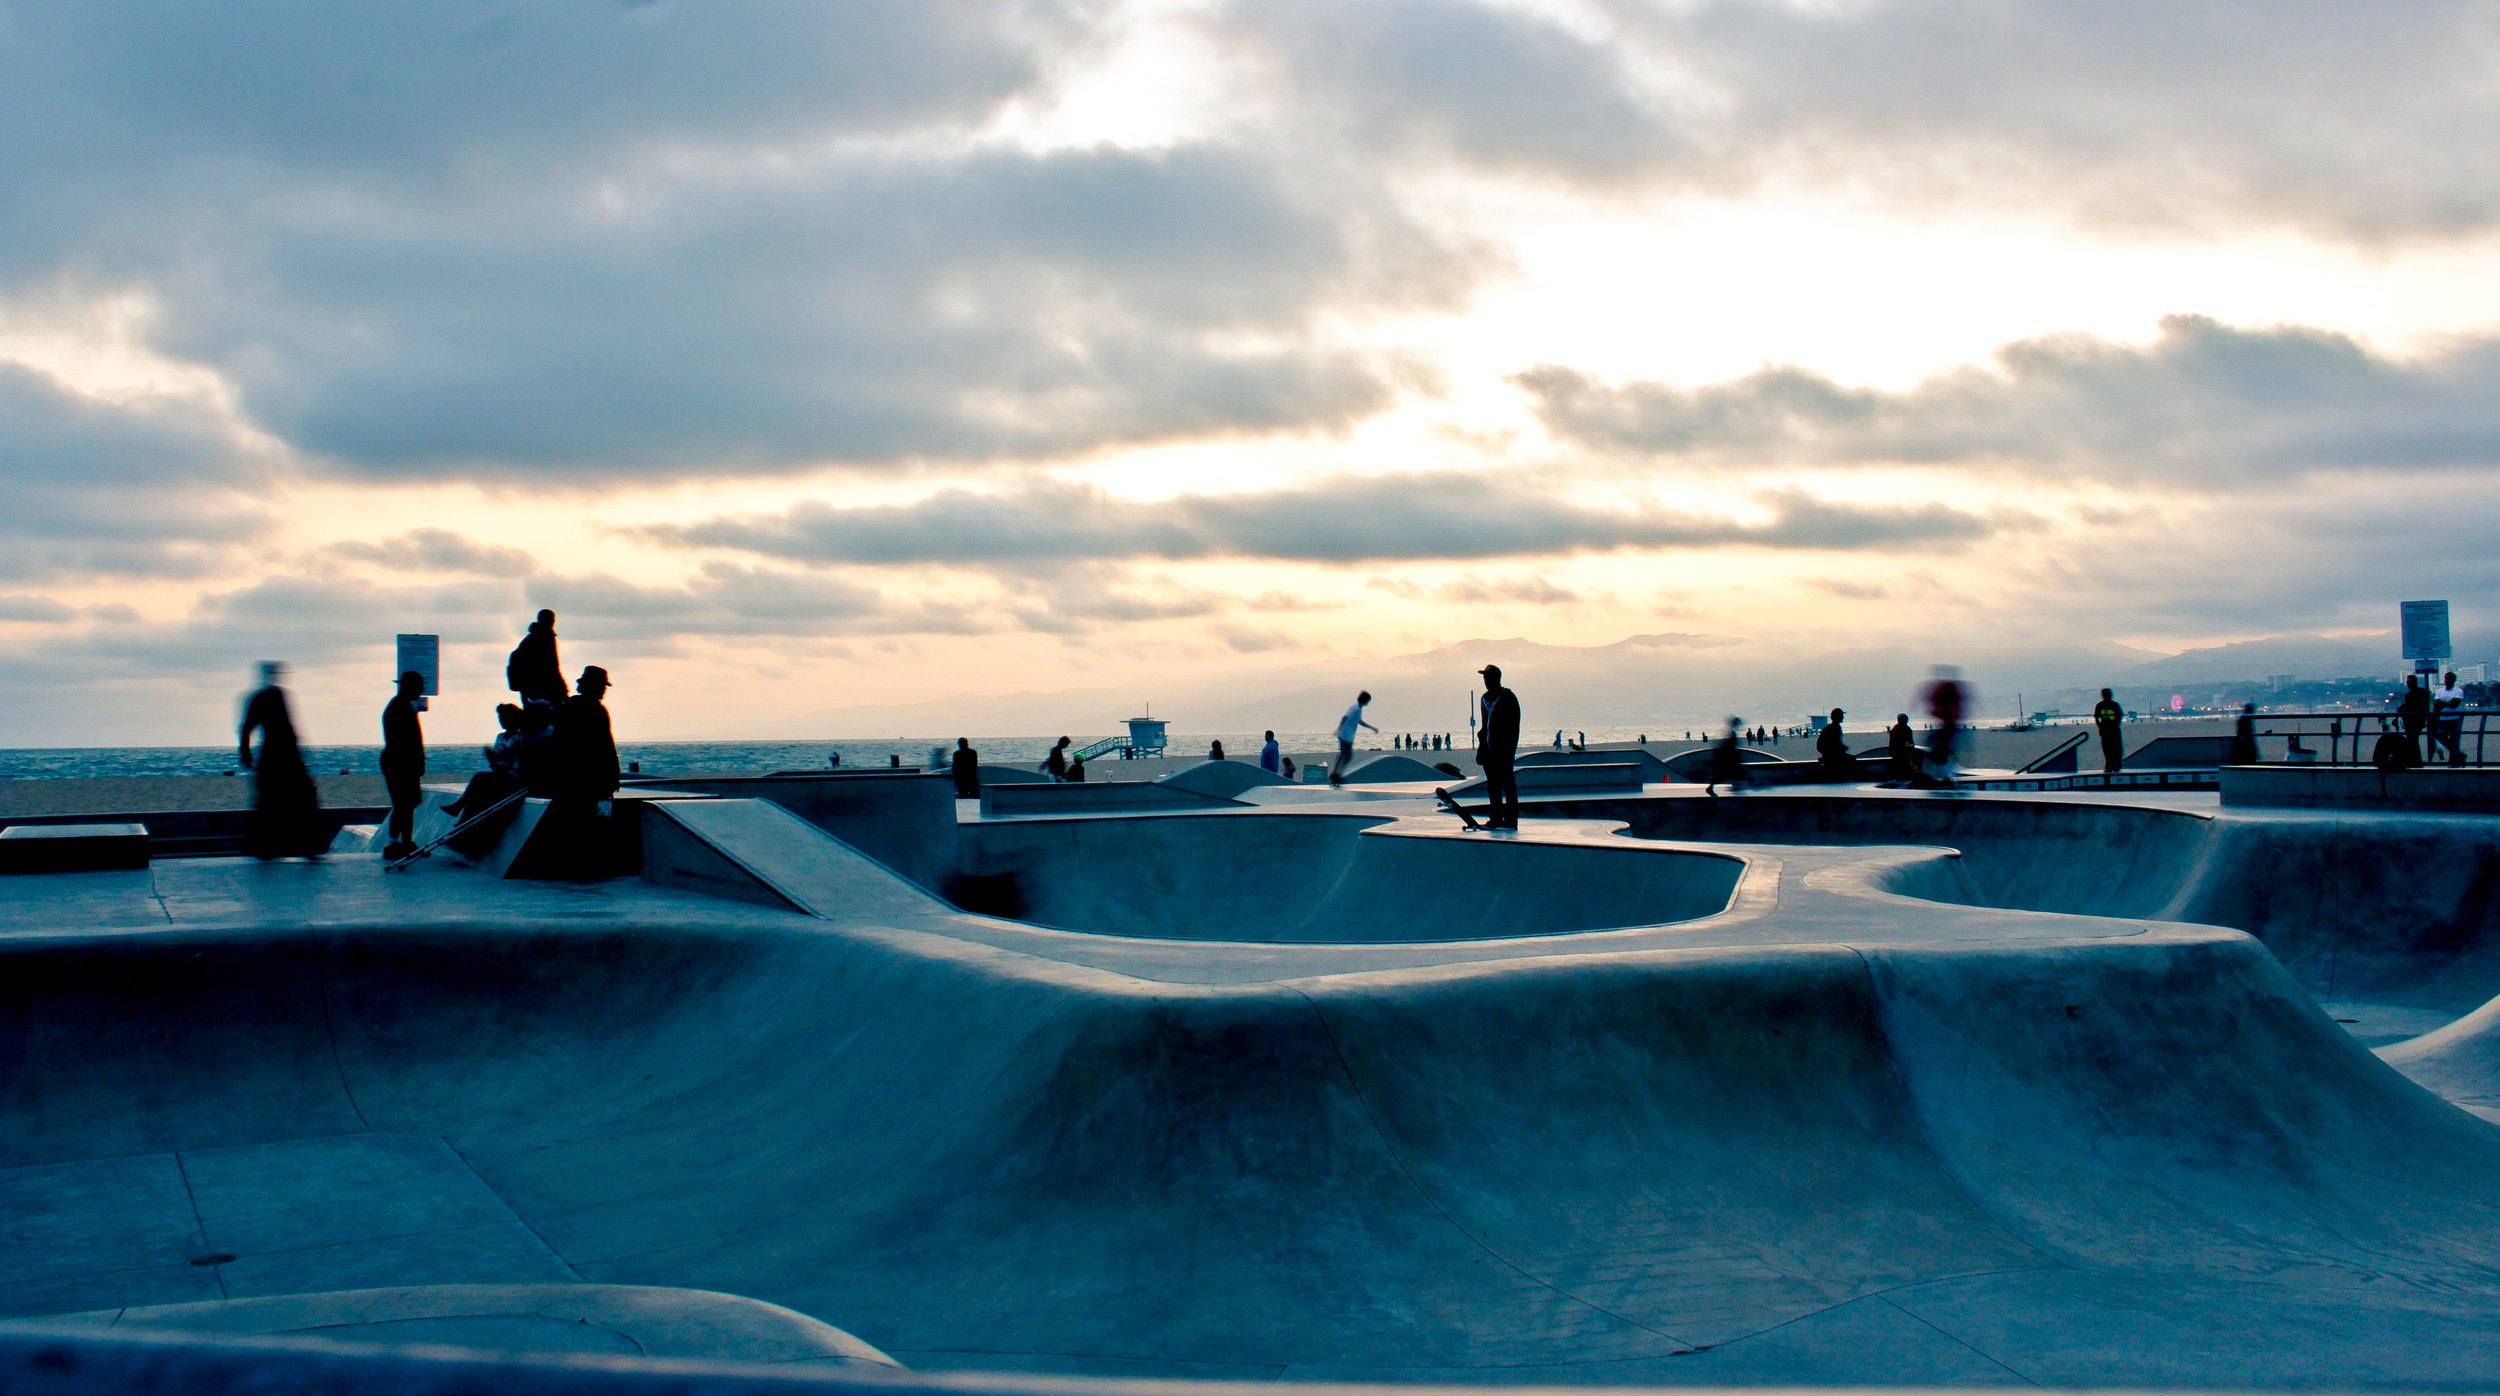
[2402,601,2452,661]
[394,634,440,709]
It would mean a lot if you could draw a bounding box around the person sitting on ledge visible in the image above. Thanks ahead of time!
[1816,708,1857,781]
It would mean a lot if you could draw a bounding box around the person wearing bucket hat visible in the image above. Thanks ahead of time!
[557,666,619,804]
[1475,664,1519,829]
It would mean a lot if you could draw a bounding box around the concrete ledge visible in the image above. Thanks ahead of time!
[0,823,150,872]
[2222,763,2500,811]
[50,1283,897,1368]
[626,773,956,891]
[978,781,1236,817]
[1447,763,1644,797]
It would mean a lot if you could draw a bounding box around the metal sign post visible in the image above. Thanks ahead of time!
[395,634,439,713]
[2403,601,2452,684]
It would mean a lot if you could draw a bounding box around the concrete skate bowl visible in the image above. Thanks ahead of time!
[950,811,1743,941]
[17,886,2500,1386]
[1570,792,2500,1016]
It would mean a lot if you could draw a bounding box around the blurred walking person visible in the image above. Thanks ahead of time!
[1706,717,1750,796]
[2093,688,2125,773]
[1044,736,1071,781]
[238,662,327,860]
[1476,666,1520,829]
[1923,666,1968,783]
[379,670,427,861]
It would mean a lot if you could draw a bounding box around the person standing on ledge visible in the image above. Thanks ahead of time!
[1476,665,1520,829]
[239,661,326,860]
[2093,688,2125,773]
[951,738,980,799]
[507,609,568,707]
[1331,691,1379,784]
[1259,730,1281,774]
[379,670,427,861]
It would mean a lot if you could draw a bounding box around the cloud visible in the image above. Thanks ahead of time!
[1518,315,2500,484]
[1806,577,1889,601]
[1370,572,1582,604]
[526,562,989,641]
[0,0,1470,482]
[0,363,269,581]
[0,594,76,623]
[637,472,1998,567]
[1233,0,2500,237]
[334,529,538,577]
[1245,590,1342,613]
[1234,0,1674,182]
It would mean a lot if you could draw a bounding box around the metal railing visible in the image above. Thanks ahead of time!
[2237,709,2499,766]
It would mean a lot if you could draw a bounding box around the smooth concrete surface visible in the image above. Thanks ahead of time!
[1334,754,1453,784]
[1157,760,1293,800]
[1519,748,1673,781]
[625,774,958,893]
[951,811,1740,940]
[2224,762,2500,812]
[1446,764,1644,798]
[8,786,2500,1387]
[47,1283,897,1367]
[977,781,1237,817]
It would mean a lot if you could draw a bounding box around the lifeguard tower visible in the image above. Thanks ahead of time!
[1075,713,1171,762]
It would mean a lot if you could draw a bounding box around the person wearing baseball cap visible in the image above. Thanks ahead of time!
[1476,664,1520,829]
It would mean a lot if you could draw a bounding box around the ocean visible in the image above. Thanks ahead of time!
[0,724,1686,780]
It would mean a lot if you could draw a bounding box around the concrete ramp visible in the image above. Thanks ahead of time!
[1336,754,1450,784]
[642,798,941,922]
[1158,759,1291,800]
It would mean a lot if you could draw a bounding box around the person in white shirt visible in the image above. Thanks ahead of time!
[2434,671,2469,765]
[1331,691,1379,784]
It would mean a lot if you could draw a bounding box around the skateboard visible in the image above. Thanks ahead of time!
[1434,787,1484,831]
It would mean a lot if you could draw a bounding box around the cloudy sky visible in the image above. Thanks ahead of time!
[5,0,2498,745]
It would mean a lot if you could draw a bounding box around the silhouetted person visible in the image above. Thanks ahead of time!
[1045,736,1071,780]
[2373,715,2421,771]
[1068,752,1089,783]
[2232,702,2260,765]
[443,705,529,858]
[1707,716,1749,796]
[380,670,426,860]
[1816,708,1856,781]
[952,738,980,799]
[1260,730,1281,773]
[238,661,327,860]
[515,699,560,796]
[1476,665,1520,829]
[558,668,620,800]
[1887,713,1919,784]
[2434,670,2468,765]
[1333,692,1379,783]
[2093,688,2124,773]
[1209,739,1226,760]
[507,610,568,707]
[2400,675,2431,765]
